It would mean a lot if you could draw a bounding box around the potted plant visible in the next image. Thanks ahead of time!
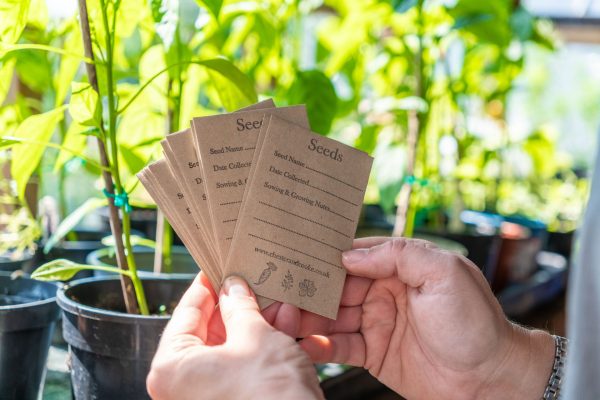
[0,271,60,400]
[6,0,259,397]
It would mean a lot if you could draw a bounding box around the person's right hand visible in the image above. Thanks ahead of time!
[297,237,555,400]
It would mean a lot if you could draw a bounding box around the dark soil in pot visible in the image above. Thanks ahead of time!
[87,245,199,279]
[58,276,191,400]
[0,272,60,400]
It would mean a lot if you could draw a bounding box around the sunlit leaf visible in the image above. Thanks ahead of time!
[27,0,48,30]
[0,0,30,45]
[54,121,88,173]
[31,258,127,281]
[101,234,156,248]
[119,143,147,176]
[55,28,83,107]
[200,57,257,111]
[68,82,102,127]
[449,0,512,47]
[11,106,66,200]
[288,70,338,135]
[195,0,222,20]
[43,198,108,253]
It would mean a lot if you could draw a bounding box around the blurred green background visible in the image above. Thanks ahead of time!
[1,0,599,253]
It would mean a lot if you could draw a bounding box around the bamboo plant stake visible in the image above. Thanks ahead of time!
[77,0,139,314]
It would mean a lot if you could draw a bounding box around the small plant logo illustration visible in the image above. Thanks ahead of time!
[298,279,316,297]
[282,270,293,292]
[254,262,277,285]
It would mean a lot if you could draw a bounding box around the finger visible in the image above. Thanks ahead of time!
[261,301,283,325]
[298,306,362,337]
[271,303,301,338]
[342,237,443,288]
[352,236,392,249]
[219,276,270,346]
[162,272,216,344]
[299,334,366,366]
[340,275,372,306]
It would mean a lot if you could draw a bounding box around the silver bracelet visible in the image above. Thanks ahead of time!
[542,335,568,400]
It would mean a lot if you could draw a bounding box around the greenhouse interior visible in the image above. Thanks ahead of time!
[1,0,600,399]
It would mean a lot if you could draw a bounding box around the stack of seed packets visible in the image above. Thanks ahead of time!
[138,100,373,319]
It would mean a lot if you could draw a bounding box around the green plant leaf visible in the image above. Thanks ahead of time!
[54,121,88,173]
[31,259,129,281]
[201,58,257,111]
[449,0,512,47]
[68,82,102,127]
[11,106,66,200]
[43,197,108,253]
[391,0,417,13]
[101,234,156,248]
[0,0,31,45]
[55,28,83,107]
[0,137,18,148]
[288,70,338,135]
[195,0,222,20]
[119,143,147,176]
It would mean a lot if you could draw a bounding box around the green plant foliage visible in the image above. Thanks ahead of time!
[195,0,222,20]
[68,82,103,127]
[0,0,30,45]
[32,258,129,281]
[11,106,66,200]
[43,197,108,253]
[200,58,258,111]
[288,69,338,135]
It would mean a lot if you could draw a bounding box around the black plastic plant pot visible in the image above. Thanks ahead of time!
[58,276,191,400]
[0,272,60,400]
[87,245,199,279]
[0,250,35,273]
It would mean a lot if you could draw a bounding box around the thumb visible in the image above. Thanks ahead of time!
[219,276,270,346]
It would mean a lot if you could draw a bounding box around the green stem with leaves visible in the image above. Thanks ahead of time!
[99,0,148,315]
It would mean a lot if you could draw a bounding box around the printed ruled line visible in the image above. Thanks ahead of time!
[254,217,343,252]
[327,208,353,222]
[307,183,359,207]
[305,165,363,191]
[220,200,242,206]
[248,233,341,269]
[259,201,351,238]
[222,219,238,223]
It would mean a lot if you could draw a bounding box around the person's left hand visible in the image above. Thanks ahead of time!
[146,273,323,400]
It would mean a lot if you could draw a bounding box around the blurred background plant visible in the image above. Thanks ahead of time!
[0,0,597,275]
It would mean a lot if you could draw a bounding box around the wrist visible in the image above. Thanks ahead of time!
[481,324,555,400]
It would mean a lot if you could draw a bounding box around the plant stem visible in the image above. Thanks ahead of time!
[99,0,148,315]
[77,0,143,315]
[393,0,427,238]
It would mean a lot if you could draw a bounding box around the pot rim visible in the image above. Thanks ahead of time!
[57,275,190,322]
[0,272,59,311]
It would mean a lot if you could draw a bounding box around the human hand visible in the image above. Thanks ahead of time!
[147,273,323,400]
[297,237,555,400]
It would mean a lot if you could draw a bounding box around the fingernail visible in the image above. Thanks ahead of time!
[223,276,250,298]
[342,248,369,264]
